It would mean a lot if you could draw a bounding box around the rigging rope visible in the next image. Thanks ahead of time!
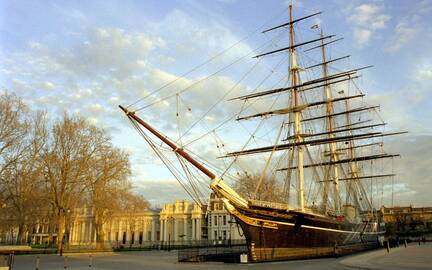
[175,59,262,144]
[127,8,289,109]
[132,28,287,112]
[254,121,285,198]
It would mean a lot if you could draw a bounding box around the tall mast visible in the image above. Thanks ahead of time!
[289,2,305,211]
[344,100,360,208]
[320,28,340,213]
[344,100,372,211]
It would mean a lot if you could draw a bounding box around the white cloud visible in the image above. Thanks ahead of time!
[29,41,43,50]
[348,3,390,47]
[386,17,418,52]
[58,27,164,79]
[35,81,55,90]
[148,9,253,64]
[364,61,432,134]
[385,136,432,206]
[415,64,432,81]
[353,29,372,46]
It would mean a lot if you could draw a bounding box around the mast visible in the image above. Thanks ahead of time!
[343,100,374,212]
[288,2,305,211]
[344,100,360,207]
[320,28,340,213]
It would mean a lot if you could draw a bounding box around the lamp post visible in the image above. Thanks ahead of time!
[59,208,71,256]
[228,220,236,246]
[167,217,173,251]
[65,208,71,248]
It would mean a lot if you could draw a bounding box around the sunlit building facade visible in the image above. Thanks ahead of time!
[4,195,245,247]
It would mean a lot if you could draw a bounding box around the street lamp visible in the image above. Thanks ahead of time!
[228,220,236,246]
[59,208,71,256]
[167,217,173,251]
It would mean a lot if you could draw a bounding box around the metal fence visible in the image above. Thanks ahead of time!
[178,240,248,262]
[0,254,13,269]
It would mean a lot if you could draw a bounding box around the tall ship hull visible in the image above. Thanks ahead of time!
[119,1,404,263]
[229,204,383,262]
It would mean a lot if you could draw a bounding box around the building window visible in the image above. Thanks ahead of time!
[139,232,143,244]
[148,231,151,241]
[122,232,126,244]
[223,216,226,226]
[223,230,227,240]
[131,232,135,244]
[214,230,217,240]
[214,216,217,226]
[115,232,119,242]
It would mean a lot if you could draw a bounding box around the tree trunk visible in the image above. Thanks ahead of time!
[95,223,105,249]
[17,223,26,244]
[56,214,65,254]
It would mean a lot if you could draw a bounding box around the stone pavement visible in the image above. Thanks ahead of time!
[11,250,343,270]
[339,242,432,270]
[9,244,432,270]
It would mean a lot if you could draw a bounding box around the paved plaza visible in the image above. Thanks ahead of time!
[8,243,432,270]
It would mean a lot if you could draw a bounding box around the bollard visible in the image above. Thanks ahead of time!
[63,256,68,269]
[386,241,390,253]
[89,255,93,268]
[9,253,15,270]
[404,239,407,248]
[35,256,40,270]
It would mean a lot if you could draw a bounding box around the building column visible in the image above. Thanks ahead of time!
[174,219,178,241]
[69,223,73,243]
[144,217,150,242]
[183,218,187,241]
[197,218,201,240]
[160,220,163,242]
[192,219,195,241]
[89,222,93,243]
[69,223,74,244]
[151,219,156,241]
[73,222,78,243]
[163,219,168,242]
[82,221,87,243]
[80,222,85,243]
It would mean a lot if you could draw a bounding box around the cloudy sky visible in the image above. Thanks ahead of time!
[1,0,431,207]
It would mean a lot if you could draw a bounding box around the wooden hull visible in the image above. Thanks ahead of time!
[231,206,384,262]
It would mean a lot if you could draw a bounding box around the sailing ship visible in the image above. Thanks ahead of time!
[119,2,405,262]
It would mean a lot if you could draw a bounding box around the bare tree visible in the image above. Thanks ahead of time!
[0,92,28,203]
[0,93,48,243]
[0,92,27,241]
[88,146,131,248]
[118,191,149,247]
[41,113,109,252]
[233,173,284,202]
[0,92,142,251]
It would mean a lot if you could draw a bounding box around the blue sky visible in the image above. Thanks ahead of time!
[1,0,431,207]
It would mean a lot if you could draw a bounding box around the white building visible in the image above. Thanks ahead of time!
[207,193,245,243]
[69,208,160,247]
[159,200,206,244]
[22,195,244,247]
